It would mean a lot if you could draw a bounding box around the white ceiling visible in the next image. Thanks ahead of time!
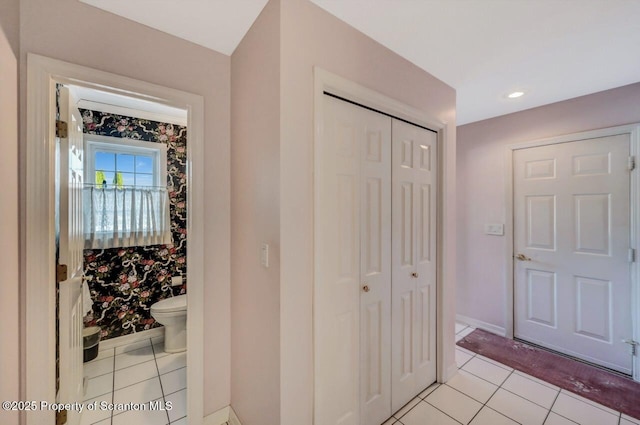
[80,0,640,125]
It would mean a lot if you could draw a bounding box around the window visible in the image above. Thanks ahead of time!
[85,135,166,188]
[83,135,172,249]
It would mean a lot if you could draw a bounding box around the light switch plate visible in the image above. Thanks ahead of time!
[261,243,269,267]
[485,223,504,236]
[171,275,183,286]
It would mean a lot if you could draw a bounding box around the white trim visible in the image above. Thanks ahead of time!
[504,123,640,381]
[97,327,164,352]
[312,67,451,422]
[25,53,206,424]
[228,406,242,425]
[456,314,506,337]
[203,406,230,425]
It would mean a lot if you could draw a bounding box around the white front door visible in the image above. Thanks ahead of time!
[315,95,392,425]
[58,86,85,425]
[391,120,437,411]
[513,134,633,374]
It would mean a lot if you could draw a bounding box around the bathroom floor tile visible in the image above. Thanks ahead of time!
[160,367,187,396]
[156,352,187,375]
[84,373,113,401]
[80,393,112,425]
[114,359,159,390]
[115,345,156,370]
[113,377,163,406]
[111,400,169,425]
[114,338,151,355]
[165,388,187,422]
[84,356,115,379]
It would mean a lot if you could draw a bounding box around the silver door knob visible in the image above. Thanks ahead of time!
[411,272,419,278]
[362,285,370,293]
[515,253,532,261]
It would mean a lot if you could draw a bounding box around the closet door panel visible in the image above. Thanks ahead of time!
[315,96,361,425]
[359,108,392,425]
[414,134,437,385]
[391,120,437,411]
[391,128,419,411]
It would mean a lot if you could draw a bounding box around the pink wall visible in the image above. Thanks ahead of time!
[19,0,231,415]
[0,0,20,424]
[279,1,457,424]
[457,82,640,331]
[230,1,281,424]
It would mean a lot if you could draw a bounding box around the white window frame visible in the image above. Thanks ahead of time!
[84,133,167,188]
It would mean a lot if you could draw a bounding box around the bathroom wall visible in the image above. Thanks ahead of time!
[80,109,187,340]
[0,0,20,424]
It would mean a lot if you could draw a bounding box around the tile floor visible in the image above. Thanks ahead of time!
[79,324,640,425]
[382,323,639,425]
[80,335,194,425]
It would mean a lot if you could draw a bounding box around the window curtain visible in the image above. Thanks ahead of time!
[83,186,172,249]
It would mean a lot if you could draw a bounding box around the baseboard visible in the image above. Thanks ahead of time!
[98,327,164,351]
[203,405,242,425]
[228,406,242,425]
[204,406,230,425]
[456,314,506,337]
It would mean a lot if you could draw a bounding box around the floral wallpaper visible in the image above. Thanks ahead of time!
[80,109,187,340]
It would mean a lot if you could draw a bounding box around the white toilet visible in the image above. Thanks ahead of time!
[150,294,187,353]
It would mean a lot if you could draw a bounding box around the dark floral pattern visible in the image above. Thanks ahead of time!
[80,109,187,340]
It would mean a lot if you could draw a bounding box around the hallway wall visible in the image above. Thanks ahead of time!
[457,82,640,332]
[19,0,231,415]
[279,1,457,424]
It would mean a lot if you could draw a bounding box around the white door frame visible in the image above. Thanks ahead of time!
[504,123,640,381]
[24,54,205,424]
[312,67,449,422]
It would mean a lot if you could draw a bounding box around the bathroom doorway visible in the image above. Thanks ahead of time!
[24,54,206,425]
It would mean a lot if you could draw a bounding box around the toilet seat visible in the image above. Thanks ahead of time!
[151,294,186,313]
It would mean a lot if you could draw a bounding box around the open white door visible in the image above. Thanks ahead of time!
[513,134,633,374]
[57,86,85,425]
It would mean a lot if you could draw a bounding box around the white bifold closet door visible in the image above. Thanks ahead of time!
[314,94,436,425]
[391,120,438,411]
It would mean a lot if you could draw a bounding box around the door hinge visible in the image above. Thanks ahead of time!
[629,248,636,263]
[55,408,68,425]
[623,339,638,356]
[629,156,636,171]
[56,263,68,283]
[55,120,68,138]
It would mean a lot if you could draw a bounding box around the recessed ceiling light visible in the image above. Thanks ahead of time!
[507,91,525,99]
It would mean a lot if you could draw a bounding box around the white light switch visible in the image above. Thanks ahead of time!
[261,243,270,267]
[484,223,504,236]
[171,275,183,286]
